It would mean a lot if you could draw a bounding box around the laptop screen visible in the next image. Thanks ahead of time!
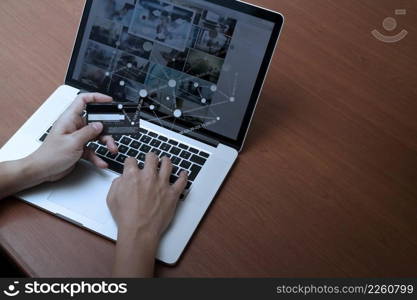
[68,0,279,145]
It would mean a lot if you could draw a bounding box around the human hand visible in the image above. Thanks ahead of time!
[29,93,118,183]
[107,154,188,240]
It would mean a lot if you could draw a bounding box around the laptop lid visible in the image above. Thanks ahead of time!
[65,0,284,151]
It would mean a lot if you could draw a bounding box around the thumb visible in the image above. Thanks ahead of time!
[72,122,103,147]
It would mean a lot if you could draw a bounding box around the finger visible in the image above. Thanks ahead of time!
[143,152,159,175]
[106,177,121,208]
[100,135,118,154]
[66,93,113,116]
[123,157,140,177]
[172,170,188,195]
[72,122,103,148]
[84,149,108,169]
[159,156,172,182]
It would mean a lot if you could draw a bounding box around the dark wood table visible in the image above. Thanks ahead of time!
[0,0,416,277]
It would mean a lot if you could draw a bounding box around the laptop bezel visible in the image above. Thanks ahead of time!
[65,0,284,151]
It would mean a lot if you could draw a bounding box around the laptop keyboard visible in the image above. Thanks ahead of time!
[40,127,210,200]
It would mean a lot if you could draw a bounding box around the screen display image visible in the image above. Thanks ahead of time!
[71,0,275,141]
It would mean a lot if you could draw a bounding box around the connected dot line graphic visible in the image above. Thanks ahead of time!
[100,39,238,135]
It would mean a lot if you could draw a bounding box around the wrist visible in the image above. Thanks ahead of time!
[117,224,160,247]
[20,155,48,186]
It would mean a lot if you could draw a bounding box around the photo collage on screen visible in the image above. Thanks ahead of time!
[78,0,237,128]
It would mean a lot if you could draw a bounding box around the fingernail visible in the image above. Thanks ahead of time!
[92,122,103,131]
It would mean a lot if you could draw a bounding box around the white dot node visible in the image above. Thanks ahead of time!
[150,105,155,110]
[131,122,135,126]
[143,42,153,52]
[173,109,182,118]
[139,89,148,98]
[210,85,217,92]
[201,98,207,104]
[217,117,221,121]
[105,72,110,76]
[127,63,132,68]
[193,82,199,88]
[168,79,177,88]
[166,96,170,101]
[116,41,121,46]
[119,81,125,86]
[118,104,123,110]
[230,97,235,102]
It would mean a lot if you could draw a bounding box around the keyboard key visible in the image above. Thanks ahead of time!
[168,139,179,146]
[138,161,144,169]
[160,143,171,151]
[130,141,141,149]
[137,152,146,161]
[151,148,161,156]
[190,154,207,166]
[139,128,148,134]
[171,157,181,165]
[178,143,189,150]
[87,143,99,151]
[200,151,210,158]
[169,175,179,184]
[97,146,108,156]
[150,139,161,148]
[170,147,181,155]
[127,149,139,157]
[157,135,168,142]
[140,136,152,144]
[180,150,191,160]
[172,166,179,174]
[189,164,202,181]
[39,133,48,142]
[140,144,151,153]
[106,152,118,159]
[112,135,122,142]
[121,137,132,146]
[131,133,141,140]
[180,160,191,169]
[46,127,52,133]
[100,157,124,174]
[118,145,129,154]
[186,181,192,190]
[148,131,158,138]
[116,154,127,163]
[189,147,199,154]
[161,152,171,158]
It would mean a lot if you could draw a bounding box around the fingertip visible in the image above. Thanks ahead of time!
[98,161,109,169]
[91,122,103,132]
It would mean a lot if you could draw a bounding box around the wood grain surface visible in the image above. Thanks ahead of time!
[0,0,416,277]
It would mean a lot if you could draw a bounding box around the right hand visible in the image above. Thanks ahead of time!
[106,153,188,240]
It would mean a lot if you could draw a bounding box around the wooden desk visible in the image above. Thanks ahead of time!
[0,0,416,277]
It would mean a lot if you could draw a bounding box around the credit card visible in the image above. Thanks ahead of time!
[86,102,142,135]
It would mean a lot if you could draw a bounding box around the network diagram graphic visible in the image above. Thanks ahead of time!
[100,43,238,135]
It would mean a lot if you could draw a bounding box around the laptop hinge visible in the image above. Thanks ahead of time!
[150,114,219,148]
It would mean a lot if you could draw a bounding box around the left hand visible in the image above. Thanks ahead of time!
[29,93,118,182]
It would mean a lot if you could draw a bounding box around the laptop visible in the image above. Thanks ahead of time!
[0,0,283,264]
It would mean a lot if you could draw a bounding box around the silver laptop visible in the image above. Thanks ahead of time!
[0,0,283,264]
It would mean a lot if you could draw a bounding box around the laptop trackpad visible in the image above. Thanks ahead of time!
[47,160,118,225]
